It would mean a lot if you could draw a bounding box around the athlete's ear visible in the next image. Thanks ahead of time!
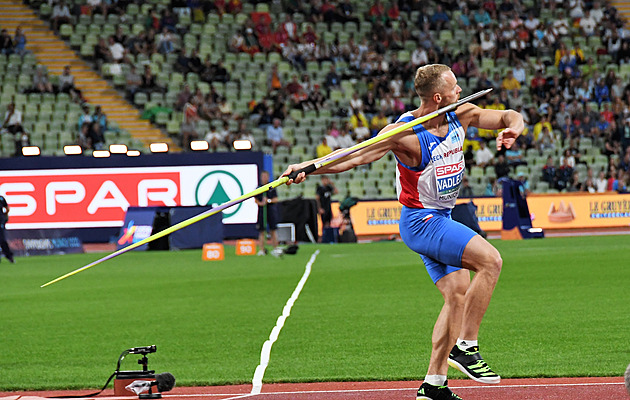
[434,93,441,103]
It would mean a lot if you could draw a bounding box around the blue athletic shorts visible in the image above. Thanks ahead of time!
[399,206,477,284]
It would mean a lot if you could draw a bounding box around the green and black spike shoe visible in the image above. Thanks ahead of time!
[416,381,463,400]
[448,344,500,384]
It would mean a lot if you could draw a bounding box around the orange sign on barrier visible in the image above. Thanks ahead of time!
[235,239,257,255]
[331,193,630,235]
[202,243,225,261]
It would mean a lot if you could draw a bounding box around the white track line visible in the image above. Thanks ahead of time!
[250,250,320,395]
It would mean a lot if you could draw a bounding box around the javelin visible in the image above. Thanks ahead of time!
[40,88,491,288]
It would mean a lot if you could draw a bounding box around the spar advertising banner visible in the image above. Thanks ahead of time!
[331,193,630,235]
[0,165,259,230]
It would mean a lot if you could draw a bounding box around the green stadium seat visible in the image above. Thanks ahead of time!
[59,24,73,38]
[134,92,148,107]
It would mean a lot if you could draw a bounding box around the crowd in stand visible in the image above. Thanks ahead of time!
[27,0,630,193]
[0,27,28,56]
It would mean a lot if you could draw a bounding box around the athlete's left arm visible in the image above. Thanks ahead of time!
[458,103,524,150]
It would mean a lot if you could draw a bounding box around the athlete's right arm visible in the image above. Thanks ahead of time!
[283,122,407,184]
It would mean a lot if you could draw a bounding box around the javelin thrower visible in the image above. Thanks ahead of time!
[283,64,523,400]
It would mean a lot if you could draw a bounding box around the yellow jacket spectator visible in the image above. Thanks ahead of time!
[316,137,333,158]
[501,71,521,91]
[370,110,389,135]
[533,116,553,141]
[349,110,369,130]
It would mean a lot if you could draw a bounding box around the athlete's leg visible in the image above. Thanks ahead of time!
[458,235,503,340]
[426,269,470,376]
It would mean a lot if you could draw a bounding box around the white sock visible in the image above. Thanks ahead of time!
[424,375,447,387]
[457,338,478,349]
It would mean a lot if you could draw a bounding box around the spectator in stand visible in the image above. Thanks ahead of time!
[0,29,13,55]
[567,171,583,192]
[475,141,494,169]
[125,64,142,102]
[174,49,190,74]
[324,64,341,93]
[92,106,107,136]
[160,9,178,32]
[505,141,525,166]
[596,169,608,192]
[316,136,333,158]
[51,0,72,33]
[181,98,200,149]
[58,65,83,102]
[474,7,492,27]
[140,64,159,93]
[353,119,370,142]
[266,118,291,154]
[32,66,54,93]
[108,35,126,63]
[539,126,558,152]
[533,114,553,142]
[464,146,475,174]
[370,109,388,137]
[94,37,111,69]
[556,156,574,190]
[2,103,25,155]
[542,156,557,187]
[89,120,106,150]
[13,27,27,56]
[560,148,576,168]
[457,6,472,30]
[579,9,597,37]
[516,172,531,195]
[459,177,474,198]
[411,44,429,68]
[430,4,449,31]
[187,49,203,74]
[308,84,326,112]
[156,27,175,54]
[367,0,386,23]
[501,71,521,92]
[494,154,510,179]
[267,64,282,92]
[213,60,230,83]
[77,105,92,149]
[204,124,228,152]
[594,79,610,106]
[280,14,298,42]
[619,150,630,173]
[242,27,260,54]
[349,108,369,131]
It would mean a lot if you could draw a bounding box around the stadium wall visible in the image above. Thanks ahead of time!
[331,193,630,236]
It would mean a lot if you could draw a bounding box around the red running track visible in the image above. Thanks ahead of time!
[1,377,627,400]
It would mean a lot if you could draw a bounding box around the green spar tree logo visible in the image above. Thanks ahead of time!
[195,170,245,218]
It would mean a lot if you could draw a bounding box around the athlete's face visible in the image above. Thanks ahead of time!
[440,71,462,104]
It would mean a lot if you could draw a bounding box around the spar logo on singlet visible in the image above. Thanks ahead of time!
[436,160,464,197]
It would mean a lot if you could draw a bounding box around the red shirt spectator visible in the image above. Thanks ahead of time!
[226,0,242,13]
[368,0,385,19]
[483,0,496,13]
[530,73,546,89]
[601,108,614,123]
[387,3,400,19]
[303,25,318,44]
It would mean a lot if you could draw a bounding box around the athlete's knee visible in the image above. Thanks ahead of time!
[484,250,502,280]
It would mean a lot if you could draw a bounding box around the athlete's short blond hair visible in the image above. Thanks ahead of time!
[414,64,452,101]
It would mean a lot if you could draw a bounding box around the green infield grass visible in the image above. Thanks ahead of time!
[0,235,628,390]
